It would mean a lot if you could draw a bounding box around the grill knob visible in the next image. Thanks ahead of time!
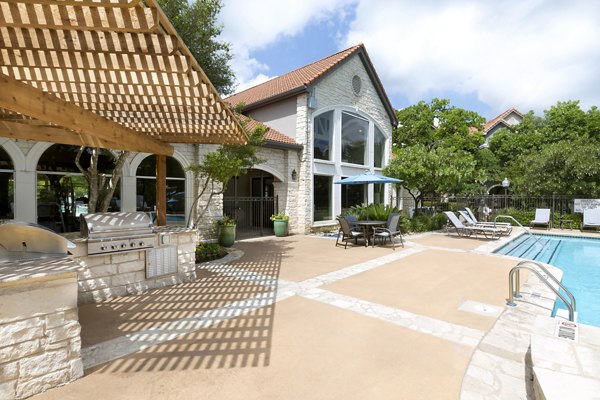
[139,242,144,246]
[121,243,127,248]
[100,246,107,251]
[111,245,116,250]
[130,243,136,247]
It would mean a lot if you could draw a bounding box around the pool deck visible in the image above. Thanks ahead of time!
[31,228,600,399]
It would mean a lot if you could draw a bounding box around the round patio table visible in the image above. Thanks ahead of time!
[356,220,386,247]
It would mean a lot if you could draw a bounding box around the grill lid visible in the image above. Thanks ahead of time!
[81,212,154,238]
[0,221,70,263]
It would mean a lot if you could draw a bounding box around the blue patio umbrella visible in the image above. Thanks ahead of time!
[334,171,402,219]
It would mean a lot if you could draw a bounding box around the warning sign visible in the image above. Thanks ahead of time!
[574,199,600,213]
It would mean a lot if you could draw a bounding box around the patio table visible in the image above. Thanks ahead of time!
[356,220,386,247]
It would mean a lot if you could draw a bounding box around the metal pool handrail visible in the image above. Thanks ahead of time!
[495,214,544,246]
[507,260,576,322]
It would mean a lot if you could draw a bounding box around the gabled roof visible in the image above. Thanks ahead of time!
[238,115,302,150]
[0,0,247,156]
[226,44,397,125]
[484,108,523,134]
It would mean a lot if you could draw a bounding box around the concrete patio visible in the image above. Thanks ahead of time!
[31,231,544,399]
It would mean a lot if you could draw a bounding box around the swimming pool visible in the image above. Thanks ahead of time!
[495,233,600,327]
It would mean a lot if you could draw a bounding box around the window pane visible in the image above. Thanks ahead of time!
[341,183,364,212]
[38,145,114,173]
[374,184,384,204]
[341,112,368,165]
[313,175,332,221]
[0,173,13,219]
[137,155,185,178]
[374,127,385,168]
[314,111,333,160]
[36,174,88,232]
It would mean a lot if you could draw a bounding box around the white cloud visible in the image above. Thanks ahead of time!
[220,0,356,92]
[345,0,600,114]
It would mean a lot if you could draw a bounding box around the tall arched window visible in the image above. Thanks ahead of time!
[136,156,185,223]
[0,147,14,219]
[37,145,119,232]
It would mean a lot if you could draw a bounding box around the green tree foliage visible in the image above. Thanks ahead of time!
[487,112,545,168]
[387,99,483,204]
[186,122,266,228]
[157,0,235,95]
[395,98,485,153]
[384,145,477,206]
[509,140,600,196]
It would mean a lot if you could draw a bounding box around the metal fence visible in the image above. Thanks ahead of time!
[399,195,585,226]
[223,196,278,238]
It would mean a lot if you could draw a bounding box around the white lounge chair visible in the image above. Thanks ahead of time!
[465,207,512,234]
[530,209,551,229]
[444,211,502,239]
[581,209,600,231]
[458,210,511,236]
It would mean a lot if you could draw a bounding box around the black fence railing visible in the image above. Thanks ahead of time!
[400,195,587,227]
[223,196,278,238]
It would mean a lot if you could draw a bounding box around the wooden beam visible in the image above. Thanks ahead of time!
[156,154,166,226]
[0,119,139,151]
[0,74,173,155]
[0,27,178,56]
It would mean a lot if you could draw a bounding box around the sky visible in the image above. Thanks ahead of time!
[218,0,600,120]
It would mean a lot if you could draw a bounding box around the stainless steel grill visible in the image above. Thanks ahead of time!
[0,221,70,264]
[80,212,155,256]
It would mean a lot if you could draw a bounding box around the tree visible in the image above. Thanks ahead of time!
[157,0,235,95]
[383,145,477,207]
[395,98,485,153]
[187,121,266,228]
[75,148,129,213]
[509,140,600,196]
[487,112,545,168]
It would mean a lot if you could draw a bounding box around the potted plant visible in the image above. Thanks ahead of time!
[270,211,289,237]
[217,215,236,247]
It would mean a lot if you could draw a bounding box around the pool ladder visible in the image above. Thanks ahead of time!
[495,215,545,248]
[507,260,577,322]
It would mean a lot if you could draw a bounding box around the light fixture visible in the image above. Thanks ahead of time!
[291,169,297,181]
[307,91,317,109]
[502,177,510,188]
[433,115,440,128]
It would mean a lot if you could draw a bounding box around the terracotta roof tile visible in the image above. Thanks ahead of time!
[226,44,364,108]
[238,114,301,148]
[484,108,523,133]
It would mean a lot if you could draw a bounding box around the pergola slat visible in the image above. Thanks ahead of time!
[0,2,158,33]
[0,27,178,56]
[1,48,190,73]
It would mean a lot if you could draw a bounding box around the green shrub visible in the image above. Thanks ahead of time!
[341,204,402,221]
[195,242,227,263]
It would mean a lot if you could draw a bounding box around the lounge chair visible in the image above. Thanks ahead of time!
[581,209,600,231]
[465,207,512,234]
[530,209,551,229]
[336,217,364,249]
[372,213,404,250]
[459,210,512,236]
[444,211,502,239]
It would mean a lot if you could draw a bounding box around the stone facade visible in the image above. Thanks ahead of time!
[75,228,198,304]
[0,271,83,400]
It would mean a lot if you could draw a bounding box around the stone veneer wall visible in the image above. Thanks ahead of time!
[0,271,83,400]
[76,228,198,304]
[295,54,394,232]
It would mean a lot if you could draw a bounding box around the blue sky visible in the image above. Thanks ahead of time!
[220,0,600,120]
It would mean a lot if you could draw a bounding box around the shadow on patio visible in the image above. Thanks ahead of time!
[80,241,295,373]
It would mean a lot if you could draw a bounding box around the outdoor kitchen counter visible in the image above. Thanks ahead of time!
[0,257,81,285]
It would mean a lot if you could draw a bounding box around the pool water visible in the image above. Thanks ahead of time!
[495,233,600,327]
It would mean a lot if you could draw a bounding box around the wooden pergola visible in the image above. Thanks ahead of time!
[0,0,248,225]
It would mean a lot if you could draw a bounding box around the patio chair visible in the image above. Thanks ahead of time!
[336,217,365,249]
[465,207,512,234]
[581,209,600,231]
[530,208,551,229]
[459,210,512,236]
[344,214,359,230]
[372,213,404,250]
[444,211,502,239]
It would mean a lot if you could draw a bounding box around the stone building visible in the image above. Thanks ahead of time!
[227,44,398,234]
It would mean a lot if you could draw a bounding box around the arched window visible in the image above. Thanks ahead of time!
[136,156,185,223]
[0,147,14,219]
[36,145,119,232]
